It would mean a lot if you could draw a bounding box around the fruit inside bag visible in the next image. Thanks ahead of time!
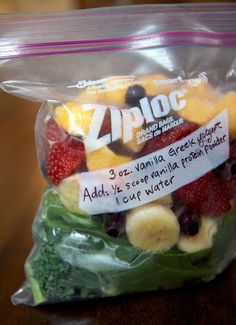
[1,4,236,306]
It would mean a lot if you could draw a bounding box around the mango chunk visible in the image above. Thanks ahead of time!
[54,102,94,136]
[87,146,132,171]
[178,83,219,125]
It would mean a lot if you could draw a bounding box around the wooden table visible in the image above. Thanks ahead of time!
[1,91,236,325]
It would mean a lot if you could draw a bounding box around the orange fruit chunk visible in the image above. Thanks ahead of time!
[87,146,131,171]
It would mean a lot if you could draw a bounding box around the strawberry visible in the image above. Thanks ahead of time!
[201,174,231,216]
[141,121,197,156]
[176,172,231,217]
[46,119,67,143]
[47,137,85,185]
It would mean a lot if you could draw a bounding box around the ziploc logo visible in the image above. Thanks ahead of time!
[84,90,187,153]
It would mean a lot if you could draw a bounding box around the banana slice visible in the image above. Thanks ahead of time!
[156,194,173,208]
[86,145,132,171]
[126,203,180,252]
[178,216,218,253]
[56,174,88,215]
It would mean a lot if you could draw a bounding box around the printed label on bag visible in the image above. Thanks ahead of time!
[80,110,229,215]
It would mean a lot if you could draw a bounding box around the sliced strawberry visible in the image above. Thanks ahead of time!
[47,137,85,185]
[141,121,197,156]
[176,172,231,217]
[46,119,67,143]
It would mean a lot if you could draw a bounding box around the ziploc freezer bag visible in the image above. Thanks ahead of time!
[1,4,236,306]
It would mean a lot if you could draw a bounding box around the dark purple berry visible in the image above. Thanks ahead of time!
[125,85,146,107]
[105,212,125,238]
[188,223,200,236]
[178,210,201,236]
[107,228,119,238]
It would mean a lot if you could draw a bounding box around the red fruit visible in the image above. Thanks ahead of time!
[176,172,231,217]
[46,119,67,143]
[141,121,197,155]
[47,137,85,185]
[178,209,201,236]
[177,173,212,208]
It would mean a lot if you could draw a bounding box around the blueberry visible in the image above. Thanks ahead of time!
[178,209,201,236]
[188,223,200,236]
[125,85,146,107]
[105,212,125,238]
[106,227,119,238]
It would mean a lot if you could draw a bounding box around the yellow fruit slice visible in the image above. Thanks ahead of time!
[126,202,180,252]
[54,101,94,136]
[86,145,132,171]
[56,174,88,215]
[216,91,236,139]
[178,216,217,253]
[156,194,173,208]
[178,83,219,125]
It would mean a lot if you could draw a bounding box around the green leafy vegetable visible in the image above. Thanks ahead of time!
[26,187,236,305]
[26,243,74,304]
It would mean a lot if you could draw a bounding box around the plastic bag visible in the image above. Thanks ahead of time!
[1,4,236,306]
